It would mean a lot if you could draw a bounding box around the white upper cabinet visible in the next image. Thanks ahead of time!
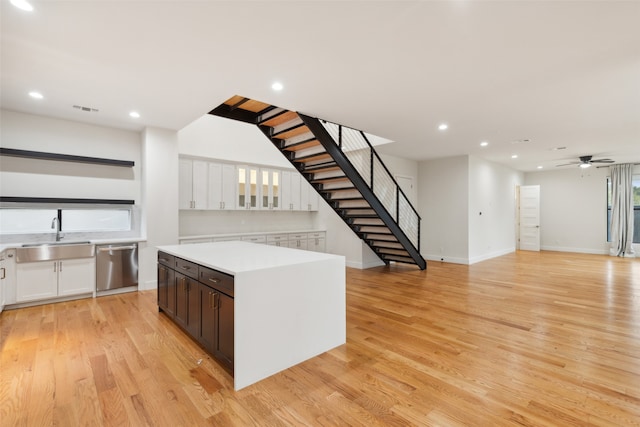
[260,169,281,210]
[208,162,236,210]
[300,179,319,211]
[179,159,208,209]
[179,157,319,212]
[281,171,301,211]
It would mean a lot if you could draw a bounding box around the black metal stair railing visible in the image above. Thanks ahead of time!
[319,120,421,250]
[298,115,425,269]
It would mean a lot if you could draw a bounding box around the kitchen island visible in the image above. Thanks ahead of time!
[156,241,346,390]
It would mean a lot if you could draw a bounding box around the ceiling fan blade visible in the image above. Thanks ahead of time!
[590,159,614,163]
[556,162,579,167]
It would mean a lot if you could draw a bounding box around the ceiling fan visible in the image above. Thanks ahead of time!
[556,155,615,169]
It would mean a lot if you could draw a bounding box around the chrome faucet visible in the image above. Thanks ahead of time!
[51,217,64,242]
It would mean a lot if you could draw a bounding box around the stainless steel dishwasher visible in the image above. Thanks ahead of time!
[96,243,138,291]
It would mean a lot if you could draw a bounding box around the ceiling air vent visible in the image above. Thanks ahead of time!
[72,105,99,112]
[511,138,531,144]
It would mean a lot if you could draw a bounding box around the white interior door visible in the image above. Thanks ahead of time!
[519,185,541,251]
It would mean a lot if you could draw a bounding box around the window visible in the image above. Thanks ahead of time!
[61,209,131,232]
[607,175,640,243]
[0,208,131,234]
[0,209,58,234]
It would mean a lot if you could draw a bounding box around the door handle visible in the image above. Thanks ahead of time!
[98,245,136,252]
[1,267,5,280]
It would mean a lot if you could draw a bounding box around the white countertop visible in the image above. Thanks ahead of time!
[0,237,146,255]
[179,229,325,240]
[157,241,344,276]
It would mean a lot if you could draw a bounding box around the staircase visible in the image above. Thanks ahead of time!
[209,96,426,270]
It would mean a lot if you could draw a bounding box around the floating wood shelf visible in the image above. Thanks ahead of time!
[0,148,135,167]
[0,197,135,205]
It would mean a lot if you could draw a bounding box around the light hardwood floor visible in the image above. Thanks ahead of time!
[1,250,639,426]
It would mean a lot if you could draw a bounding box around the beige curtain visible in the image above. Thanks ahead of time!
[609,164,636,257]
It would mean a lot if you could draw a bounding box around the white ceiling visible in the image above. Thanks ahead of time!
[2,1,639,172]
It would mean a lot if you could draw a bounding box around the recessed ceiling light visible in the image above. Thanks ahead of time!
[511,154,518,159]
[271,82,283,91]
[438,123,448,131]
[29,91,43,99]
[537,166,543,169]
[480,141,489,147]
[129,111,140,118]
[11,0,33,11]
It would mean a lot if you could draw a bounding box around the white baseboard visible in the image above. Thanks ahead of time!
[540,245,607,255]
[139,279,157,291]
[468,247,516,265]
[424,254,469,265]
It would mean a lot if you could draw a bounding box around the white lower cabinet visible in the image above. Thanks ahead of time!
[180,231,326,252]
[287,233,308,250]
[266,234,288,247]
[1,250,16,310]
[16,258,96,303]
[308,232,326,252]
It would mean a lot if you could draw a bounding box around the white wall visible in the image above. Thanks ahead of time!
[179,115,291,168]
[468,156,523,263]
[0,110,141,202]
[139,127,180,289]
[418,155,523,264]
[380,153,419,206]
[524,165,640,254]
[418,156,469,263]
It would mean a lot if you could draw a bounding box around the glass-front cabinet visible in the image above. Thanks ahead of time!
[261,169,280,210]
[237,166,259,210]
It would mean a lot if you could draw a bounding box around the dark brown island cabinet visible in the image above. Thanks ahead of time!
[157,251,234,373]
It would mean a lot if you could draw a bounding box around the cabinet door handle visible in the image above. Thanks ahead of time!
[180,265,191,271]
[54,262,57,272]
[214,292,220,310]
[59,261,62,272]
[1,267,5,280]
[208,277,220,284]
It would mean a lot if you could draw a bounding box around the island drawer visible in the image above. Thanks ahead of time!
[175,257,199,279]
[158,251,174,267]
[199,266,234,297]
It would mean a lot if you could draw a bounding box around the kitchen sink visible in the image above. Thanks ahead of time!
[16,242,96,263]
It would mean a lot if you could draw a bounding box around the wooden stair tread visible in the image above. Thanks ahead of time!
[260,110,298,127]
[224,97,271,113]
[282,139,321,152]
[274,124,311,140]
